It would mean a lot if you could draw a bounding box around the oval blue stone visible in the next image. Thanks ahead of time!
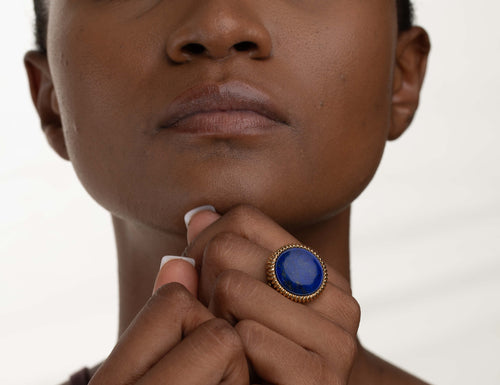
[275,248,324,296]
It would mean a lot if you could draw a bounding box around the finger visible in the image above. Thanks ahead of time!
[209,270,359,361]
[137,318,249,385]
[197,232,268,304]
[184,204,352,293]
[185,206,221,244]
[195,231,358,327]
[235,320,338,385]
[184,204,297,264]
[90,284,213,385]
[307,283,361,334]
[153,256,198,296]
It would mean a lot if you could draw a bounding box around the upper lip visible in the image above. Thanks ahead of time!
[159,81,289,129]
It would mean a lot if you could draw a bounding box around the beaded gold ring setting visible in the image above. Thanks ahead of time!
[267,244,328,303]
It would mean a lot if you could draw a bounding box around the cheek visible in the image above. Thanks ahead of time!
[277,11,396,211]
[48,7,164,213]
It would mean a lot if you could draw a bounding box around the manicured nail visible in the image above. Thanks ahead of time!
[160,255,196,269]
[184,205,216,228]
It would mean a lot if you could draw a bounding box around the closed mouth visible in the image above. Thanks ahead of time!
[158,81,289,134]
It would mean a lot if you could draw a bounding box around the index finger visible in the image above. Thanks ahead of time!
[184,204,298,264]
[184,204,351,294]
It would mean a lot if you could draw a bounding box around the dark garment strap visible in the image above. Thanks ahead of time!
[69,367,91,385]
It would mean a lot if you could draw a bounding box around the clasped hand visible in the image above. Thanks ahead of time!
[90,205,360,385]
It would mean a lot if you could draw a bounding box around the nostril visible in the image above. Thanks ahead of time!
[181,43,206,55]
[233,41,257,52]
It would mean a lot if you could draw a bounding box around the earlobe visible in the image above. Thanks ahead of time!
[24,50,70,161]
[390,27,431,141]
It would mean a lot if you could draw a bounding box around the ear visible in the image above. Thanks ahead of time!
[24,50,70,161]
[389,27,431,141]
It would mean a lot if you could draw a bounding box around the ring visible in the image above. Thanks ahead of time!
[267,244,328,303]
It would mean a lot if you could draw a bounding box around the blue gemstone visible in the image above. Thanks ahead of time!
[275,248,324,296]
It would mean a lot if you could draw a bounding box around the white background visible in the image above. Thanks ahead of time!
[1,1,499,384]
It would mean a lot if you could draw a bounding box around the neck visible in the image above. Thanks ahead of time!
[112,206,352,336]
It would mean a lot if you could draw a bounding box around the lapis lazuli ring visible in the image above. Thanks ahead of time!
[267,244,328,303]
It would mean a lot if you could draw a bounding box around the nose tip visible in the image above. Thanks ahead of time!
[166,6,272,63]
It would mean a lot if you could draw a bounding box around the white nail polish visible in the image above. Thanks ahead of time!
[160,255,196,269]
[183,205,216,228]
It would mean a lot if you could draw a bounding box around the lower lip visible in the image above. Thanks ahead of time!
[160,111,284,136]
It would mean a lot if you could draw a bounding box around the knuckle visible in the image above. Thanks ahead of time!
[213,270,243,304]
[322,287,361,333]
[322,328,341,354]
[232,203,260,217]
[150,282,194,313]
[321,327,358,368]
[341,295,361,329]
[345,333,358,357]
[300,353,337,385]
[234,319,261,346]
[211,271,251,321]
[135,283,199,336]
[339,332,358,371]
[330,374,345,385]
[154,281,190,301]
[201,318,243,355]
[227,204,260,227]
[315,358,339,385]
[349,296,361,326]
[203,232,239,265]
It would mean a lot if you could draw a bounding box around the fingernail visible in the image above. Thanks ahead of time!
[184,205,216,228]
[160,255,196,269]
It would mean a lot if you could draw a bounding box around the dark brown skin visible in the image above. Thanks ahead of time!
[25,0,430,384]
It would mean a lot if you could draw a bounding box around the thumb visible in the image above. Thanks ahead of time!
[184,205,221,244]
[153,256,198,296]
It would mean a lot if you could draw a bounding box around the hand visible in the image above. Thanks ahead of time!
[185,205,361,385]
[89,267,249,384]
